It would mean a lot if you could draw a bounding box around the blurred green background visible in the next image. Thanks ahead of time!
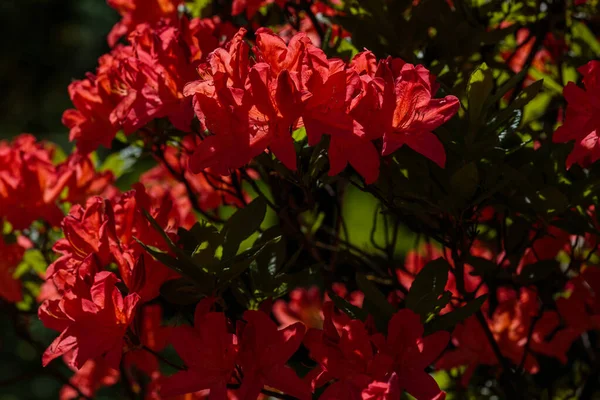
[0,0,118,148]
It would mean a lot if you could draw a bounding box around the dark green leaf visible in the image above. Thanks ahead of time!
[406,258,451,319]
[425,294,488,333]
[328,292,369,322]
[221,197,267,259]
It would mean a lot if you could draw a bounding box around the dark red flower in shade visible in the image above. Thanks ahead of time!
[553,60,600,168]
[272,284,364,329]
[360,373,402,400]
[304,302,384,398]
[370,309,449,400]
[436,287,564,386]
[60,352,120,400]
[160,300,238,398]
[383,64,460,168]
[231,0,286,19]
[0,235,26,303]
[39,271,140,370]
[124,304,171,379]
[107,0,182,47]
[237,310,311,400]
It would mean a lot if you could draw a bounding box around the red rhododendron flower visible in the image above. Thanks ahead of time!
[237,310,311,400]
[124,304,171,379]
[107,0,182,47]
[272,284,363,329]
[0,135,67,229]
[304,303,385,398]
[383,64,460,168]
[109,186,180,302]
[0,235,26,303]
[60,352,120,400]
[39,271,140,370]
[371,309,449,400]
[160,300,238,398]
[54,153,116,205]
[553,60,600,168]
[46,197,113,290]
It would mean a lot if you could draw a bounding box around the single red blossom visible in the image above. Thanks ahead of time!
[107,0,182,47]
[39,271,140,370]
[124,304,171,379]
[0,235,26,303]
[436,287,560,386]
[273,284,364,329]
[0,135,67,229]
[248,63,306,170]
[60,352,120,400]
[109,186,180,302]
[371,309,449,400]
[160,300,238,399]
[304,303,385,398]
[231,0,286,19]
[62,71,122,155]
[553,60,600,168]
[237,310,311,400]
[54,153,116,205]
[383,63,460,168]
[46,197,113,289]
[361,373,402,400]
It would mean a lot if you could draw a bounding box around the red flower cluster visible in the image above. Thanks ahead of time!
[184,28,459,182]
[63,16,236,154]
[107,0,183,47]
[0,135,113,230]
[304,304,448,399]
[39,186,180,370]
[160,300,310,399]
[553,60,600,168]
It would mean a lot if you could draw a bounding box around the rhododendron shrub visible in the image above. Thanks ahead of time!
[3,0,600,399]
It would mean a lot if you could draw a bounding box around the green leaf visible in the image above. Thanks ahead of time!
[515,260,559,284]
[99,146,142,179]
[328,292,369,322]
[467,63,494,126]
[356,273,396,331]
[406,258,451,319]
[486,80,543,134]
[485,68,527,107]
[572,21,600,57]
[221,197,267,259]
[134,239,213,290]
[14,249,47,278]
[425,294,488,333]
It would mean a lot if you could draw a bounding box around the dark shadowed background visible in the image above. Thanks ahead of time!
[0,0,118,148]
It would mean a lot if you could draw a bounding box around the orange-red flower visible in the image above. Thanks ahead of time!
[39,271,140,370]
